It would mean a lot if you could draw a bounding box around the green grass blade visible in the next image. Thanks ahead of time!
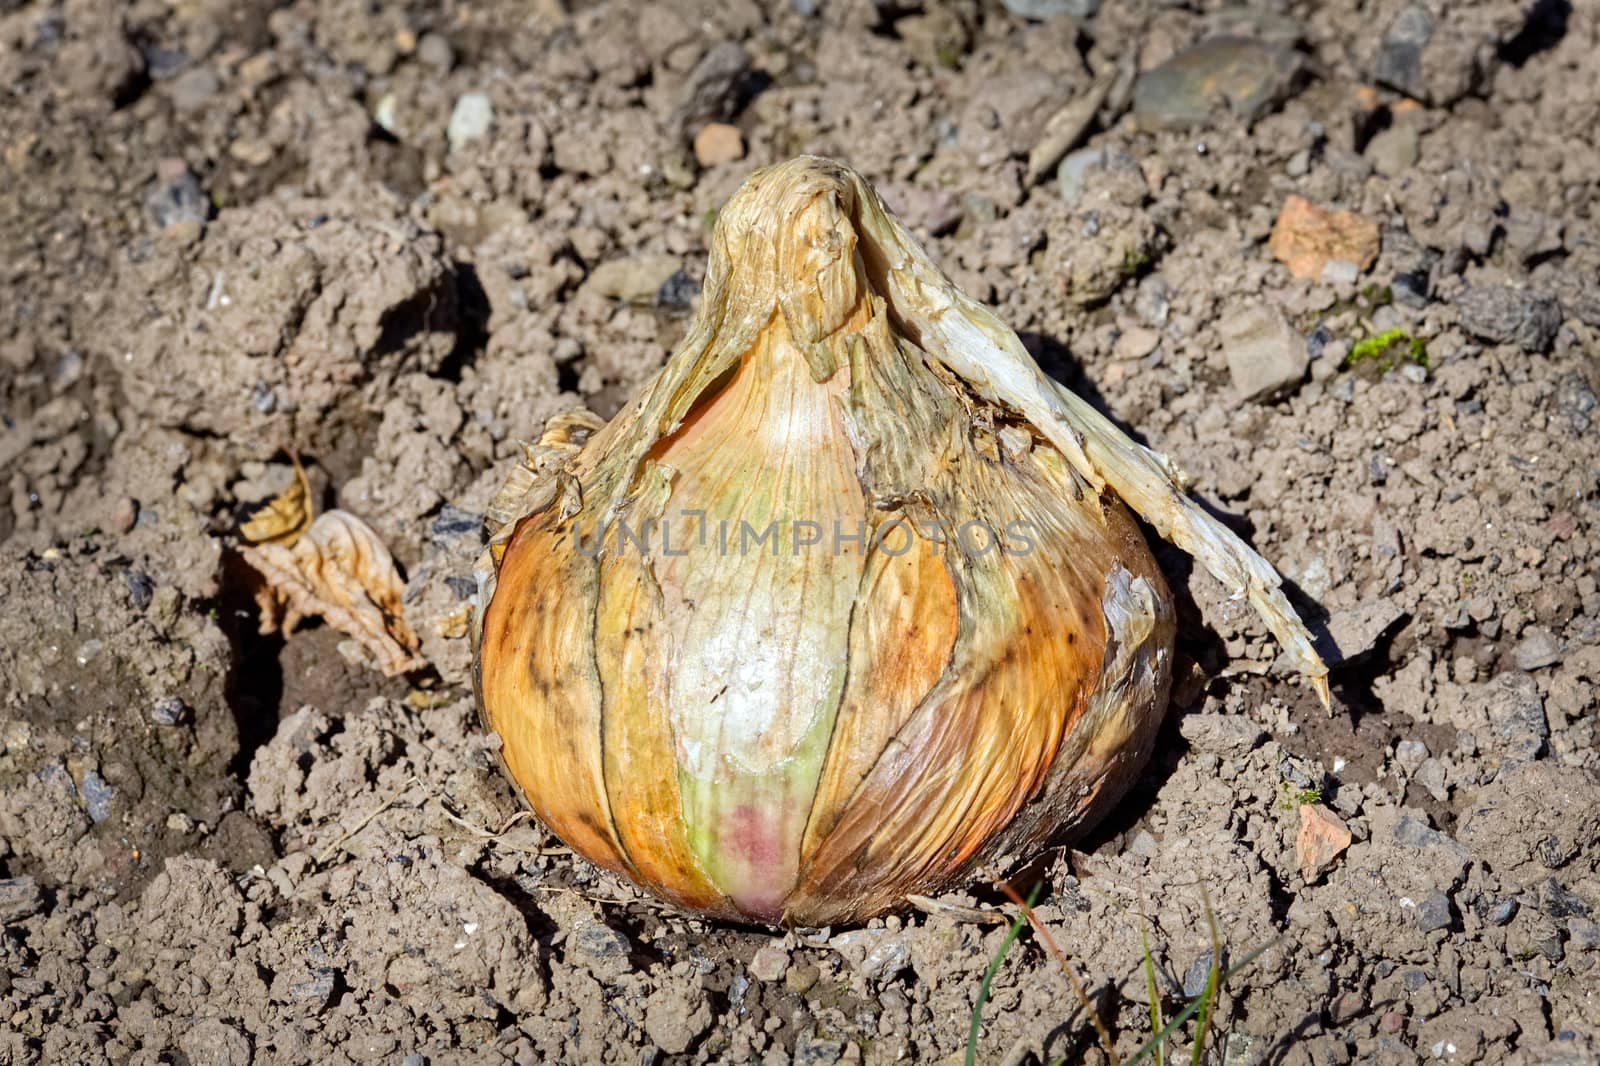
[966,884,1042,1066]
[1125,937,1280,1066]
[1190,896,1223,1066]
[1139,914,1164,1066]
[1189,951,1220,1066]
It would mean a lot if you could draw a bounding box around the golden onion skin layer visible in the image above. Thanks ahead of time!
[477,158,1176,926]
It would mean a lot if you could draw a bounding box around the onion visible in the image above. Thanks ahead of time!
[474,157,1327,926]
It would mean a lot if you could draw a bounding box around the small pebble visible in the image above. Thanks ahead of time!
[1113,326,1161,361]
[144,160,208,232]
[150,697,189,726]
[1219,305,1308,401]
[113,496,140,533]
[656,269,699,310]
[447,92,494,152]
[1457,285,1561,354]
[749,944,790,982]
[1514,627,1562,671]
[1321,259,1360,286]
[693,122,745,167]
[81,770,114,823]
[1001,0,1099,19]
[125,571,155,611]
[1181,952,1215,997]
[1484,898,1519,926]
[1415,890,1454,933]
[573,920,631,958]
[169,66,220,113]
[417,33,453,71]
[1392,270,1430,307]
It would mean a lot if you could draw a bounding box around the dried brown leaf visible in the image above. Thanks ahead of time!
[239,458,314,545]
[242,510,424,677]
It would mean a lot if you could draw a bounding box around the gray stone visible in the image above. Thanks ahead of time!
[1502,211,1564,265]
[1415,758,1449,802]
[1534,268,1600,329]
[1182,951,1216,997]
[859,934,912,980]
[1483,897,1518,926]
[1134,275,1172,327]
[1393,814,1473,890]
[1133,37,1302,130]
[1372,5,1494,106]
[1534,878,1592,920]
[573,919,632,959]
[1002,0,1099,20]
[290,967,339,1011]
[1178,713,1267,753]
[151,696,188,725]
[794,1034,847,1066]
[1482,672,1549,762]
[749,944,789,982]
[1415,889,1455,932]
[828,929,912,981]
[584,255,683,304]
[1365,124,1419,177]
[1552,368,1597,435]
[1057,146,1105,207]
[447,92,494,152]
[1569,917,1600,951]
[1319,601,1407,666]
[144,161,208,231]
[1219,305,1309,401]
[1321,259,1360,286]
[673,42,750,133]
[429,505,481,542]
[179,1019,252,1066]
[1457,285,1562,353]
[1515,627,1563,671]
[81,769,114,823]
[416,33,454,72]
[169,66,220,113]
[655,270,699,311]
[0,876,43,923]
[1393,270,1431,307]
[1372,6,1434,97]
[1026,74,1114,186]
[1395,739,1429,773]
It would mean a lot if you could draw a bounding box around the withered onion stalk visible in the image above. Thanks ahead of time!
[473,157,1328,926]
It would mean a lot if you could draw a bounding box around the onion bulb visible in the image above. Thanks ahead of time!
[473,157,1328,926]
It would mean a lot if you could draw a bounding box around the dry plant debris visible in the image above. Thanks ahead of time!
[242,510,425,677]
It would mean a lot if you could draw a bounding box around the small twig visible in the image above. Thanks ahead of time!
[998,880,1122,1066]
[430,797,571,856]
[906,893,1010,925]
[313,775,420,866]
[531,883,675,911]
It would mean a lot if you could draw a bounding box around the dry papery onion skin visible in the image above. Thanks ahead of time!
[473,156,1328,927]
